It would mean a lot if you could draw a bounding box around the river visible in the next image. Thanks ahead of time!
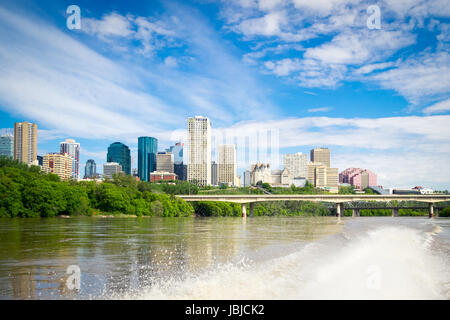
[0,216,448,300]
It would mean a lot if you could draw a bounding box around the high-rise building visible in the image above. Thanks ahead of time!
[174,163,187,181]
[14,122,37,164]
[243,170,251,187]
[156,152,174,173]
[167,142,184,165]
[103,162,123,179]
[0,133,14,158]
[42,153,73,180]
[339,168,377,190]
[283,152,308,178]
[60,139,80,179]
[211,161,218,186]
[37,155,43,166]
[138,137,158,182]
[310,148,331,167]
[218,144,236,186]
[187,116,211,186]
[307,162,338,193]
[84,159,97,179]
[107,142,131,175]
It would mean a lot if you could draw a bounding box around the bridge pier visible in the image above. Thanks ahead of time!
[249,203,254,217]
[336,203,344,217]
[435,207,439,218]
[429,203,434,218]
[392,208,399,217]
[242,203,247,218]
[352,209,360,217]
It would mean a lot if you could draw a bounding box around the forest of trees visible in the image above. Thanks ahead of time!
[0,157,194,218]
[1,156,449,217]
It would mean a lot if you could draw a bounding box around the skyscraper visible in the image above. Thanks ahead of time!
[14,122,37,164]
[167,142,183,164]
[218,144,236,186]
[107,142,131,175]
[42,153,73,180]
[156,152,174,173]
[0,133,14,158]
[284,152,308,178]
[211,161,218,186]
[60,139,80,179]
[187,116,211,186]
[84,159,97,179]
[169,142,186,180]
[310,148,331,167]
[138,137,158,182]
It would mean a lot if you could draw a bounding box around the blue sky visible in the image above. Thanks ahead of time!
[0,0,449,189]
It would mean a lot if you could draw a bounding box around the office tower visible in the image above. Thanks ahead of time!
[84,159,97,179]
[103,162,123,179]
[174,164,187,181]
[243,170,251,187]
[167,142,184,164]
[211,161,218,186]
[138,137,158,182]
[283,152,308,178]
[218,144,236,186]
[310,147,331,167]
[187,116,211,186]
[0,133,14,158]
[307,162,338,193]
[14,122,37,164]
[339,168,377,190]
[42,153,73,180]
[107,142,131,175]
[156,152,174,173]
[60,139,80,179]
[169,142,186,180]
[37,155,43,166]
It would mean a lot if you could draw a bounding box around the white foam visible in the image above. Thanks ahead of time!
[113,225,448,300]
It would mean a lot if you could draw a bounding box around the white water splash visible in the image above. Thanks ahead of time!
[114,225,448,300]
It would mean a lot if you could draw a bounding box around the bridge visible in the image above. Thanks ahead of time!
[177,194,450,218]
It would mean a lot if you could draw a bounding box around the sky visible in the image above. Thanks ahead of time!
[0,0,449,189]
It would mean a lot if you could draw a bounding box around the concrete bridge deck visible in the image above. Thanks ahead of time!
[177,194,450,218]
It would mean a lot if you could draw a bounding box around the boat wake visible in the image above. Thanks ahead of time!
[110,222,449,300]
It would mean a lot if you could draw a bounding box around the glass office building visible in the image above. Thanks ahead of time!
[107,142,131,175]
[0,134,14,158]
[138,137,158,182]
[84,159,97,179]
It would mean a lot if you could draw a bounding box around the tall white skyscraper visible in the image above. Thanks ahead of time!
[187,116,211,186]
[60,139,80,179]
[218,144,236,186]
[284,152,308,178]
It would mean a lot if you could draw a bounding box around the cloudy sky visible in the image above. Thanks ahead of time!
[0,0,449,189]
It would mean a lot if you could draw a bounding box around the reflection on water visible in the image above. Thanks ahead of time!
[0,217,448,300]
[0,217,340,299]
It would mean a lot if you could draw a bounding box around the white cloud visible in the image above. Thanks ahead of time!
[164,56,178,67]
[354,62,395,75]
[83,12,134,38]
[264,58,301,76]
[371,51,450,105]
[307,107,332,113]
[423,98,450,114]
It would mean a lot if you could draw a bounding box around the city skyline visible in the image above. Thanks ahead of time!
[0,1,449,189]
